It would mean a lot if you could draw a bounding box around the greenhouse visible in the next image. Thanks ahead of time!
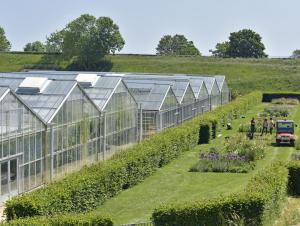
[1,72,138,158]
[123,80,178,139]
[184,77,210,113]
[215,75,230,104]
[198,77,221,110]
[0,76,101,183]
[122,75,196,123]
[0,87,45,201]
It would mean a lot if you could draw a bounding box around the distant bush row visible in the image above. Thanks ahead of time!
[4,91,262,221]
[262,92,300,102]
[152,162,288,226]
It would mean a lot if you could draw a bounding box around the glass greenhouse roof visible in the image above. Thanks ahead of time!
[124,80,177,110]
[0,87,9,100]
[122,77,194,104]
[214,75,226,90]
[1,72,134,111]
[0,76,77,123]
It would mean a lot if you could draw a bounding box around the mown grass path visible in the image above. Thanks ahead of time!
[96,103,300,225]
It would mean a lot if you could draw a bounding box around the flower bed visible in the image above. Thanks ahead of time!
[190,135,265,173]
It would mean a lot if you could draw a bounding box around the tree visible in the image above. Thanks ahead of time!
[209,41,230,57]
[156,34,200,56]
[24,41,46,52]
[211,29,267,58]
[291,50,300,58]
[0,26,11,51]
[46,14,125,69]
[45,31,64,53]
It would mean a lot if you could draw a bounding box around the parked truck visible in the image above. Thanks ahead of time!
[276,120,295,146]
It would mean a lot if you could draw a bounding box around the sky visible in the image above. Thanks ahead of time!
[0,0,299,57]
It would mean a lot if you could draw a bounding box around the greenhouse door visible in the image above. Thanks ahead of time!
[0,158,19,201]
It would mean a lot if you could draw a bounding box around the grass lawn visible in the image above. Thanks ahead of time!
[2,53,300,94]
[95,103,299,225]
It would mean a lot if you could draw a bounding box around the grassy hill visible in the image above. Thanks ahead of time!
[1,52,300,94]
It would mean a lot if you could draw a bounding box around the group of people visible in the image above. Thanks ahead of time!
[250,117,275,139]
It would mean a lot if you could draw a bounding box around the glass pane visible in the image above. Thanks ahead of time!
[1,162,8,195]
[10,159,17,192]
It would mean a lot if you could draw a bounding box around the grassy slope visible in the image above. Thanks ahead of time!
[1,53,300,94]
[95,103,297,225]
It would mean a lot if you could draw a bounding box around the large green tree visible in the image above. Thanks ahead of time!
[46,14,125,69]
[24,41,46,52]
[291,50,300,58]
[210,29,267,58]
[156,34,200,56]
[0,26,11,51]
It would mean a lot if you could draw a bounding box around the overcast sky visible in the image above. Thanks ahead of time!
[0,0,299,56]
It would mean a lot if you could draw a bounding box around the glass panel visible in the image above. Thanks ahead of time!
[10,159,17,193]
[1,162,8,195]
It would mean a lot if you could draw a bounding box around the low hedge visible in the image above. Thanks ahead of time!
[287,161,300,196]
[5,92,262,220]
[0,213,113,226]
[152,163,288,226]
[262,92,300,102]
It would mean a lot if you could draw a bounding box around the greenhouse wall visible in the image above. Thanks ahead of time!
[102,82,137,159]
[0,90,45,201]
[46,86,101,181]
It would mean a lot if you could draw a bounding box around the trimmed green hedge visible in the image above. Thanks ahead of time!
[5,92,262,220]
[262,92,300,102]
[0,213,113,226]
[287,161,300,196]
[152,163,288,226]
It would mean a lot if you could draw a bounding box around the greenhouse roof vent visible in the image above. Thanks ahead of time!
[17,77,50,94]
[76,74,99,88]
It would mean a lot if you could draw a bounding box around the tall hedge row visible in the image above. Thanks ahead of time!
[262,92,300,102]
[0,213,113,226]
[287,161,300,196]
[152,163,288,226]
[4,92,262,220]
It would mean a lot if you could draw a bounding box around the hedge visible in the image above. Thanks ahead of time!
[152,163,288,226]
[262,92,300,102]
[287,161,300,196]
[5,91,262,220]
[0,213,113,226]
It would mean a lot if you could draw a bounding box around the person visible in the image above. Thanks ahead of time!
[269,117,275,135]
[250,117,256,139]
[261,118,268,136]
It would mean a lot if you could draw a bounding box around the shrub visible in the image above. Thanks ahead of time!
[262,93,300,102]
[153,163,288,226]
[0,213,113,226]
[271,98,299,105]
[287,161,300,196]
[263,106,289,117]
[5,92,262,220]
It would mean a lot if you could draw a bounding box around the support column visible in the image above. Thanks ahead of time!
[49,124,54,182]
[139,103,143,142]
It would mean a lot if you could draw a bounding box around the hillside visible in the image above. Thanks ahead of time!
[1,52,300,94]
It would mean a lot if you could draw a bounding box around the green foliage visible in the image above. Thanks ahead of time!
[271,98,299,105]
[23,41,46,52]
[156,34,200,56]
[46,14,124,70]
[263,106,290,117]
[211,29,267,58]
[262,93,300,102]
[153,163,288,226]
[287,161,300,196]
[291,49,300,59]
[1,213,113,226]
[0,26,11,51]
[191,134,265,173]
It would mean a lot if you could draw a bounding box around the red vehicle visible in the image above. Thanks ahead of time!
[276,120,295,146]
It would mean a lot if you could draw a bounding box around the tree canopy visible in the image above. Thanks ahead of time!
[46,14,125,69]
[156,34,200,56]
[291,50,300,58]
[24,41,46,52]
[0,26,11,51]
[210,29,267,58]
